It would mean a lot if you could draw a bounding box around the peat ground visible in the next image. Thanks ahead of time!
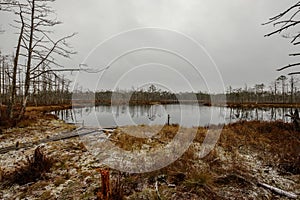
[0,108,299,199]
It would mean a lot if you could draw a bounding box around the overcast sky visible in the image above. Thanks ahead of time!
[0,0,299,93]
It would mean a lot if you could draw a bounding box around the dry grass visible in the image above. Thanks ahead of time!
[224,121,300,174]
[110,124,180,151]
[0,104,70,128]
[103,120,300,199]
[1,118,299,199]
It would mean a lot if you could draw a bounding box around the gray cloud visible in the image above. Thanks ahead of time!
[0,0,298,92]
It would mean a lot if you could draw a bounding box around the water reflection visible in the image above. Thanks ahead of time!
[54,105,293,128]
[227,107,291,122]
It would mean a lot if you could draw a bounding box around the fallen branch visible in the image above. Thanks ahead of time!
[0,127,116,154]
[258,182,298,199]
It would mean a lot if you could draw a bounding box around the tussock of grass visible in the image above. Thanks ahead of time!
[110,125,180,151]
[17,119,35,128]
[183,170,212,188]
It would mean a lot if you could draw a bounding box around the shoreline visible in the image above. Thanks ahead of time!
[23,102,300,112]
[1,101,299,113]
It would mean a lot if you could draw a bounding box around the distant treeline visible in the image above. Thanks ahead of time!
[1,65,299,107]
[0,52,72,106]
[72,76,300,106]
[226,75,300,105]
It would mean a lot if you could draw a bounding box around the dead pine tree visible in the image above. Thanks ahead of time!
[18,0,77,120]
[8,3,24,119]
[1,0,77,121]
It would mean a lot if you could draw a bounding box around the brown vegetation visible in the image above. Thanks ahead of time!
[96,120,300,199]
[0,104,71,128]
[0,118,299,199]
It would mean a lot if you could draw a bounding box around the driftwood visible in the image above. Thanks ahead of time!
[258,182,298,199]
[221,173,298,199]
[0,127,116,154]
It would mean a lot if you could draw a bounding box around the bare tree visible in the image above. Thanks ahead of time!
[19,0,76,118]
[277,75,287,103]
[7,2,24,118]
[254,83,265,103]
[264,1,300,75]
[1,0,76,120]
[290,76,295,103]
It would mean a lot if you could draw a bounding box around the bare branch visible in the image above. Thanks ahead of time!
[33,32,77,70]
[264,2,300,75]
[288,71,300,75]
[30,68,80,80]
[264,21,300,37]
[293,41,300,45]
[291,32,300,44]
[277,63,300,71]
[289,53,300,56]
[263,2,300,25]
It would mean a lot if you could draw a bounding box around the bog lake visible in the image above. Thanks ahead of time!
[54,104,294,128]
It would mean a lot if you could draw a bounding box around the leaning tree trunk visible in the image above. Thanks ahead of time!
[7,4,24,120]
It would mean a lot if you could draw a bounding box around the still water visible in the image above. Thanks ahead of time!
[55,104,293,128]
